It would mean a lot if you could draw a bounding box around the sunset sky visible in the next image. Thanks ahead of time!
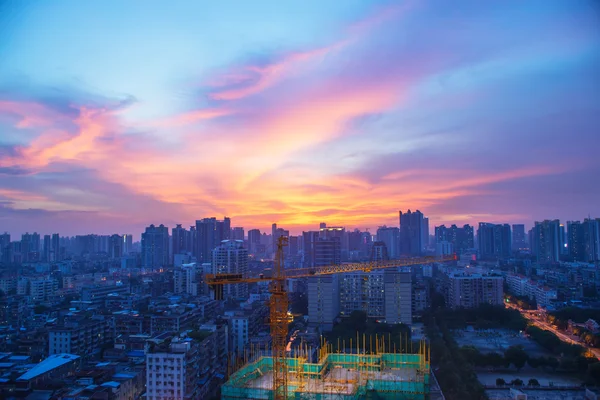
[1,0,599,238]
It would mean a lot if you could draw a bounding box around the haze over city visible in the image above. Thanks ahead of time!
[1,0,599,237]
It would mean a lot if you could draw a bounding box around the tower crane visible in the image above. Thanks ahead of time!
[206,236,455,400]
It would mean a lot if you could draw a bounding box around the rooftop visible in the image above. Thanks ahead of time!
[17,354,80,381]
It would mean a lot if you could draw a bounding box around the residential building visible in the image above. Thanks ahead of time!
[231,227,244,241]
[376,226,400,259]
[308,275,340,331]
[195,217,231,263]
[512,224,527,250]
[477,223,511,260]
[174,263,203,296]
[247,229,261,254]
[399,209,424,256]
[532,220,561,263]
[82,284,130,306]
[172,224,190,261]
[568,221,586,261]
[212,240,248,300]
[29,278,58,303]
[384,268,412,324]
[584,218,600,262]
[49,318,112,356]
[146,338,200,400]
[141,224,170,269]
[446,273,503,309]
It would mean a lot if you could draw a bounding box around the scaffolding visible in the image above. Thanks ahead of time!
[222,335,431,400]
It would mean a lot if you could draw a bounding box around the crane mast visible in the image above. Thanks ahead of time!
[270,236,290,400]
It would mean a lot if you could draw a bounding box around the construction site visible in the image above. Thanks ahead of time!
[207,238,447,400]
[221,336,431,400]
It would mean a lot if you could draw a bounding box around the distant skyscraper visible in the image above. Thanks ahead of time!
[512,224,527,250]
[559,224,567,255]
[109,234,123,258]
[533,220,561,263]
[302,231,319,267]
[477,223,511,260]
[376,226,400,259]
[231,227,244,241]
[141,224,169,269]
[370,241,389,262]
[567,221,585,261]
[314,237,341,267]
[247,229,261,254]
[399,209,424,256]
[121,234,132,255]
[435,224,474,255]
[43,235,51,262]
[51,233,60,261]
[21,232,41,262]
[583,218,600,262]
[172,224,189,260]
[195,217,230,263]
[421,217,429,251]
[0,233,10,260]
[212,240,248,300]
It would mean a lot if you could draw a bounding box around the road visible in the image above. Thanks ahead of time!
[507,303,600,359]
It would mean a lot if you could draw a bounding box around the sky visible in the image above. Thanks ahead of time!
[0,0,599,238]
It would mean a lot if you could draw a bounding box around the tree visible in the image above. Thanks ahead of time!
[587,362,600,385]
[504,345,528,371]
[528,378,540,386]
[511,378,523,386]
[547,357,559,371]
[485,352,505,370]
[496,378,505,386]
[527,356,540,368]
[460,346,481,366]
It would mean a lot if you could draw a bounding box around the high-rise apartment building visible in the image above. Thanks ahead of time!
[583,218,600,262]
[384,268,412,324]
[339,271,385,318]
[0,232,10,261]
[399,210,424,256]
[435,224,475,255]
[174,263,203,296]
[141,224,170,269]
[421,217,429,251]
[567,221,585,261]
[109,234,123,258]
[532,220,561,263]
[376,226,400,259]
[302,231,319,267]
[512,224,527,250]
[21,232,41,262]
[195,217,230,263]
[477,223,511,260]
[212,240,248,300]
[51,233,61,261]
[172,224,190,260]
[146,339,200,400]
[43,234,51,262]
[247,229,261,254]
[314,237,341,267]
[308,275,340,331]
[446,273,503,309]
[230,227,244,241]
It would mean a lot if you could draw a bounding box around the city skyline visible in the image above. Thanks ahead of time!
[1,1,599,237]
